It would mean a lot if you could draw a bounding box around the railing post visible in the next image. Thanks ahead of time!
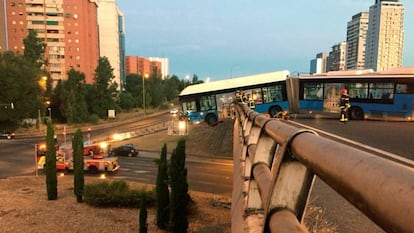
[233,103,315,232]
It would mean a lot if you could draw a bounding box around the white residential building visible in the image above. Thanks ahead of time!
[365,0,404,71]
[97,0,124,88]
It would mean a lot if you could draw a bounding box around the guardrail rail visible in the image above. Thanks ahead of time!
[231,103,414,233]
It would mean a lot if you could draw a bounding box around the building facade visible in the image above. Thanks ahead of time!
[365,0,404,71]
[149,57,169,79]
[1,0,100,83]
[310,52,327,74]
[346,12,369,70]
[97,0,124,89]
[326,42,347,72]
[0,0,9,51]
[125,56,163,78]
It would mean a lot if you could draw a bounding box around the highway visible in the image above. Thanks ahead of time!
[1,115,413,232]
[287,117,414,233]
[0,113,234,195]
[288,117,414,163]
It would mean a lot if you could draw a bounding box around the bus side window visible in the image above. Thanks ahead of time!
[396,84,408,94]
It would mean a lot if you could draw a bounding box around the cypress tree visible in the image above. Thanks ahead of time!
[45,121,57,200]
[139,193,148,233]
[169,139,189,233]
[156,144,170,229]
[72,129,84,203]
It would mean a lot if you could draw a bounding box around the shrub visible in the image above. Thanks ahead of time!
[45,121,57,200]
[139,193,148,233]
[169,139,189,233]
[156,144,170,229]
[87,114,100,124]
[83,180,155,208]
[72,129,84,202]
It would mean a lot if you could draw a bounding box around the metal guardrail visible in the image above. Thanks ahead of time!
[92,120,170,143]
[232,103,414,233]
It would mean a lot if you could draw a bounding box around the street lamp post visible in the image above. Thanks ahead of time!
[143,73,149,117]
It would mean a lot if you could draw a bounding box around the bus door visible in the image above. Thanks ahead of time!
[323,83,345,113]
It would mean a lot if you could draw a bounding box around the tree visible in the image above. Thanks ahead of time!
[90,57,119,118]
[23,29,46,68]
[123,73,141,108]
[146,74,163,108]
[56,68,89,123]
[191,74,203,85]
[45,121,57,200]
[118,92,135,111]
[169,139,189,233]
[156,144,170,229]
[0,51,44,128]
[139,193,148,233]
[72,129,84,203]
[164,75,181,102]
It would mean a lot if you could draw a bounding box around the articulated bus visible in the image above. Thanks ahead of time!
[289,67,414,121]
[179,70,291,124]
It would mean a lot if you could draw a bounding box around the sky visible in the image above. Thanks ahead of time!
[117,0,413,81]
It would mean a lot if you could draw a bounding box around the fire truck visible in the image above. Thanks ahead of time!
[66,156,120,173]
[82,141,110,159]
[37,142,120,173]
[36,143,67,170]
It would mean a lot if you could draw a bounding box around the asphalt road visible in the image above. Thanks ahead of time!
[1,116,413,232]
[112,152,233,194]
[0,113,233,194]
[286,118,414,233]
[289,117,414,161]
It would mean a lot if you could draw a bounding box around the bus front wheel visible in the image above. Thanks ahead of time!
[205,114,217,125]
[350,107,364,120]
[268,106,282,118]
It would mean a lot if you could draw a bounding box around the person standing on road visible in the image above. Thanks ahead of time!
[340,88,350,123]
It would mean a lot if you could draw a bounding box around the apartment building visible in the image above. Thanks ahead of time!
[149,57,169,79]
[326,42,347,72]
[365,0,404,71]
[97,0,125,89]
[310,52,327,74]
[1,0,100,83]
[125,56,163,78]
[346,12,369,70]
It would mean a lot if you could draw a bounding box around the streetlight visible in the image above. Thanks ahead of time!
[143,73,149,117]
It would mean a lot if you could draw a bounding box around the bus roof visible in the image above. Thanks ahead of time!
[180,70,290,97]
[298,66,414,80]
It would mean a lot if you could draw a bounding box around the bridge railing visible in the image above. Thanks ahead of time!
[231,103,414,233]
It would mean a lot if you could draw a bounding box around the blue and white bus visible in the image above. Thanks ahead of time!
[179,70,291,124]
[289,67,414,121]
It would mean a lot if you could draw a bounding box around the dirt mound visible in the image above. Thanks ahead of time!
[186,119,233,158]
[114,119,234,159]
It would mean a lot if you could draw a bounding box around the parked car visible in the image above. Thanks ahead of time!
[0,130,15,140]
[111,144,139,157]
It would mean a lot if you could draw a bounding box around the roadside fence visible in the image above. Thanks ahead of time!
[232,103,414,233]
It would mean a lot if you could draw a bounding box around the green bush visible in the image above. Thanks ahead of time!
[87,114,100,124]
[83,180,155,208]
